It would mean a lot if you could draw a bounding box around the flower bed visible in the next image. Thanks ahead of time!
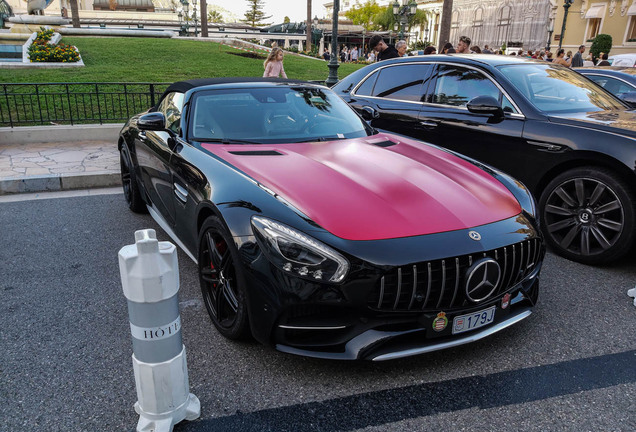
[27,27,80,63]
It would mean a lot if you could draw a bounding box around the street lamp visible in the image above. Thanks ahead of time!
[325,0,340,87]
[558,0,574,51]
[392,0,417,40]
[192,2,198,37]
[546,21,554,52]
[424,27,429,45]
[180,0,189,36]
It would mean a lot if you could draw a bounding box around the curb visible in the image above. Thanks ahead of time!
[0,123,124,144]
[0,171,121,195]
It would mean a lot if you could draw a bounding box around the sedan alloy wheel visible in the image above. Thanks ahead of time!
[540,167,635,264]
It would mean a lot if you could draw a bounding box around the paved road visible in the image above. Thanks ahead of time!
[1,191,635,431]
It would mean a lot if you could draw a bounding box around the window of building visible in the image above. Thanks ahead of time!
[450,10,460,45]
[584,4,606,41]
[626,3,636,42]
[473,7,484,45]
[497,5,512,47]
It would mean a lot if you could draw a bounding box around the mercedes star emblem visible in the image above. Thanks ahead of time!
[465,258,501,302]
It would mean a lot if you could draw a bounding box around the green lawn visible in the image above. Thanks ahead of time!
[0,36,366,83]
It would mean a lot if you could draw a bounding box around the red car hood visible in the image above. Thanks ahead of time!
[201,134,521,241]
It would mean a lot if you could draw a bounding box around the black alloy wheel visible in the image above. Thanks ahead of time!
[119,143,147,213]
[198,217,250,340]
[539,167,635,264]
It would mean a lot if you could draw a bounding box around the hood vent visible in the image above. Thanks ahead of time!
[228,150,284,156]
[368,139,397,148]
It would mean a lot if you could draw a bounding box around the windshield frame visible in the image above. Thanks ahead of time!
[187,85,374,144]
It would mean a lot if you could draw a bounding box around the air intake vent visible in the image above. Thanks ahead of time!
[368,140,396,148]
[368,238,544,313]
[228,150,284,156]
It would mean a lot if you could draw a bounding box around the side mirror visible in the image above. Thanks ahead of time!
[359,106,380,121]
[138,112,166,131]
[467,96,504,119]
[618,91,636,109]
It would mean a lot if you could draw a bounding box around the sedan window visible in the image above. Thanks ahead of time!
[370,64,432,102]
[431,65,515,112]
[498,64,625,113]
[586,75,635,98]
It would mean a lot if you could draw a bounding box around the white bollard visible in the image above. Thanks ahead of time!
[628,287,636,307]
[118,229,200,432]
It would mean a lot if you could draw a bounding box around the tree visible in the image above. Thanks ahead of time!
[208,10,224,23]
[69,0,80,28]
[345,0,382,31]
[372,4,426,36]
[590,34,612,59]
[201,0,208,37]
[241,0,272,27]
[306,0,312,51]
[438,0,452,52]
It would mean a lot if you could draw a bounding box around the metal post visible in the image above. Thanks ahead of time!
[325,0,340,87]
[558,0,573,51]
[118,229,200,432]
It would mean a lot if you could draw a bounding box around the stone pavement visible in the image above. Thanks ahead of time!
[0,124,122,195]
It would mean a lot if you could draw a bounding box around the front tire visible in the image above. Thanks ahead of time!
[119,143,147,213]
[539,167,635,264]
[198,216,250,340]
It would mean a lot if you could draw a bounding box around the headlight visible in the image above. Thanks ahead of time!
[251,216,349,283]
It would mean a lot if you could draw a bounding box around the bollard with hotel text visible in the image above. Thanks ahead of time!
[118,229,200,432]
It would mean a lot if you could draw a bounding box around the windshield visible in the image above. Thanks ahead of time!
[189,86,371,143]
[497,63,626,114]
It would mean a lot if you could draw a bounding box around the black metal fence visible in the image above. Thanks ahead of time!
[0,82,171,128]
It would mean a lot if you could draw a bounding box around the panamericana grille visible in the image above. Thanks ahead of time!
[368,238,543,312]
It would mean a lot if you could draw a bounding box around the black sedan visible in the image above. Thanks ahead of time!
[334,55,636,265]
[575,66,636,107]
[118,78,544,360]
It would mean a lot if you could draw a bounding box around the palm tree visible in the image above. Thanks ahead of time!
[200,0,208,37]
[438,0,453,51]
[306,0,312,51]
[69,0,80,28]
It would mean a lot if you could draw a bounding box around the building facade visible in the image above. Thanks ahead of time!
[552,0,636,55]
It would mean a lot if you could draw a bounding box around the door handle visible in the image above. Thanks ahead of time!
[420,121,438,128]
[173,183,188,203]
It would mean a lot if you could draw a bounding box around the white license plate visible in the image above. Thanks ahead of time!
[452,306,496,335]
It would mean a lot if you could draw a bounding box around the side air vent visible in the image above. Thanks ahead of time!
[228,150,284,156]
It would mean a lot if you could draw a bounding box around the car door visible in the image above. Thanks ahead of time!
[135,91,184,226]
[346,63,434,137]
[417,63,528,177]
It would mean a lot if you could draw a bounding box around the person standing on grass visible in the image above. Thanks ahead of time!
[263,47,287,78]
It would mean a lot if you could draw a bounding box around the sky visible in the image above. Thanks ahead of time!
[210,1,324,25]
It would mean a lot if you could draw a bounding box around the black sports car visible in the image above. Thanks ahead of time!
[119,78,543,360]
[333,55,636,265]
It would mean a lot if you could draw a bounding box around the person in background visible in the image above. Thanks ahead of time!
[456,35,471,53]
[351,45,359,62]
[583,55,594,67]
[553,49,572,67]
[572,44,585,67]
[482,44,493,54]
[442,42,454,54]
[546,51,553,62]
[538,50,546,60]
[322,49,330,61]
[263,47,287,78]
[471,45,481,53]
[424,46,436,55]
[565,50,573,62]
[368,35,399,61]
[597,52,611,66]
[396,40,408,57]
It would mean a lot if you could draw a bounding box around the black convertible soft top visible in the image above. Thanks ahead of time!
[155,77,314,110]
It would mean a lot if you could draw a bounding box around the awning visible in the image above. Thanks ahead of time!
[628,2,636,16]
[585,4,606,19]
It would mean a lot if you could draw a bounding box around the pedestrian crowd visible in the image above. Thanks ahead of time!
[265,35,609,78]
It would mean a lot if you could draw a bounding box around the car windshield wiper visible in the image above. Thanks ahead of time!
[197,138,261,144]
[295,136,348,143]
